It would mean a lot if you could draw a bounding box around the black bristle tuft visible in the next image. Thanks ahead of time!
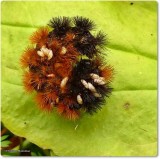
[73,16,95,32]
[94,31,107,47]
[69,59,112,114]
[48,17,71,37]
[73,27,106,58]
[74,42,97,58]
[74,31,97,58]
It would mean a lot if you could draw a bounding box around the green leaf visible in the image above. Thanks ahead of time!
[31,152,37,156]
[1,135,11,148]
[1,1,157,156]
[1,140,11,148]
[1,135,9,141]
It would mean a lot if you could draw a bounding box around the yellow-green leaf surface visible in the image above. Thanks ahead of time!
[1,1,157,156]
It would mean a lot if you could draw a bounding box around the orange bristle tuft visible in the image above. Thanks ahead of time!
[31,75,46,91]
[65,108,79,120]
[100,66,114,82]
[30,27,49,47]
[64,32,75,42]
[38,102,53,112]
[57,103,79,120]
[49,39,62,54]
[65,44,79,62]
[23,72,34,92]
[55,62,72,78]
[20,47,36,68]
[24,72,46,91]
[57,103,66,114]
[35,92,58,112]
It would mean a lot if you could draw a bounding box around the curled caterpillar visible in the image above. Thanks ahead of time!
[20,16,113,120]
